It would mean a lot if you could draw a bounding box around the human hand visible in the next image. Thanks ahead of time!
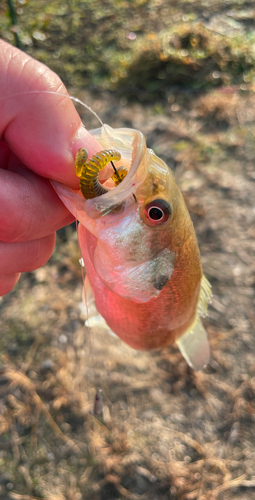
[0,40,100,295]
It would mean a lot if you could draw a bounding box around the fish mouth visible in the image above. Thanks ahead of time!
[83,127,147,220]
[51,125,148,230]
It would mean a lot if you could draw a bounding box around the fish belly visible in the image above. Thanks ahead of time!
[78,226,202,352]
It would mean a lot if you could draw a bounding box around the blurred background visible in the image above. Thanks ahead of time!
[0,1,255,499]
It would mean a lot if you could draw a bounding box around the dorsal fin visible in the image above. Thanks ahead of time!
[198,275,212,318]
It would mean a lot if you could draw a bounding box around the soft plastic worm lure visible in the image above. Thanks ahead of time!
[75,148,127,199]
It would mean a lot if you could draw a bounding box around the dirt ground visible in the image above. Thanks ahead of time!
[0,87,255,500]
[1,0,255,499]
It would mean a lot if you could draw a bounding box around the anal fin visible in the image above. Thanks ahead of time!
[176,316,210,371]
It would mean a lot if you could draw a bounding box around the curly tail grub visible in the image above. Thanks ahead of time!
[75,148,126,199]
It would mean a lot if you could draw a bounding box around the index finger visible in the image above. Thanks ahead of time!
[0,40,101,188]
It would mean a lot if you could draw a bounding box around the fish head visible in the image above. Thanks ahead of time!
[52,125,194,303]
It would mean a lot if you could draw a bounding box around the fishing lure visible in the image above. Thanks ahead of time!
[75,148,127,199]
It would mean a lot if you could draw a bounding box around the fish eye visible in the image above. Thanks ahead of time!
[144,199,172,226]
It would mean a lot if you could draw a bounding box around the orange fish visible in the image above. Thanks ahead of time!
[53,125,211,370]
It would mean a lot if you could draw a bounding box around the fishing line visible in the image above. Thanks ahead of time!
[0,90,114,149]
[110,160,121,182]
[0,90,104,126]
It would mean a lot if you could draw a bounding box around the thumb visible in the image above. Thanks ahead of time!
[0,40,101,188]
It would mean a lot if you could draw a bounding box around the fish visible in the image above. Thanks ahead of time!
[52,124,212,371]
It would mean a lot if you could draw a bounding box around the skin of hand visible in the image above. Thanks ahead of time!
[0,40,100,296]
